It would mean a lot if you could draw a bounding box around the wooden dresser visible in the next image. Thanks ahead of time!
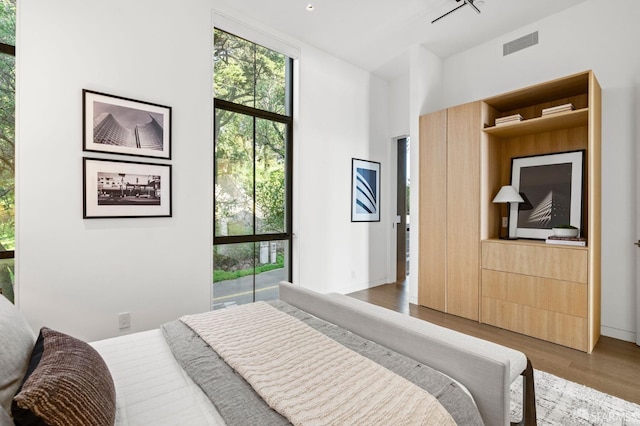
[481,239,592,351]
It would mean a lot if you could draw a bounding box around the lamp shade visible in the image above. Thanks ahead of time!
[492,185,524,203]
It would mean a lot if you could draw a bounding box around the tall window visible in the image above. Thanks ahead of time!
[213,29,293,309]
[0,0,15,303]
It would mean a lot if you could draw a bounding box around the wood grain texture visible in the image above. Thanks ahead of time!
[481,239,590,351]
[587,70,602,352]
[480,71,600,353]
[484,108,588,138]
[418,111,447,311]
[446,102,481,321]
[483,71,589,112]
[481,269,587,318]
[482,239,588,283]
[483,298,587,351]
[481,103,501,240]
[418,102,481,320]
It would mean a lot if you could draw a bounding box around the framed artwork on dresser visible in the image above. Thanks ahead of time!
[509,150,584,239]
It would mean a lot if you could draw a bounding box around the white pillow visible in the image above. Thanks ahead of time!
[0,294,36,416]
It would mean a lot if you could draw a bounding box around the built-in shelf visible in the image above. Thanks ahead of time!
[480,70,601,353]
[483,108,588,138]
[483,72,589,112]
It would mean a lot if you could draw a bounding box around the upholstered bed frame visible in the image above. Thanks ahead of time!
[1,284,535,425]
[279,282,536,426]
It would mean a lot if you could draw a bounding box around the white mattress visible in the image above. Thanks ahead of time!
[90,329,226,426]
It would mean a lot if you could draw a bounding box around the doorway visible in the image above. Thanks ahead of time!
[396,137,410,283]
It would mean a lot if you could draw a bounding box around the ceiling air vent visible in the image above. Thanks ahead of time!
[503,31,538,56]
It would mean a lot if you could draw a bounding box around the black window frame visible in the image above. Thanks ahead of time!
[0,39,15,260]
[213,31,294,284]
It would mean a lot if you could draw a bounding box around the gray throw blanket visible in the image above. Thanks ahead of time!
[162,301,484,425]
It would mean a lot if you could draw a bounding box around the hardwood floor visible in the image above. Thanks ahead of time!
[348,281,640,405]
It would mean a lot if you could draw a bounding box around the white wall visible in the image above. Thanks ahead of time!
[385,73,410,287]
[431,0,640,341]
[295,46,392,295]
[388,73,410,139]
[17,0,395,341]
[17,0,215,342]
[370,76,393,290]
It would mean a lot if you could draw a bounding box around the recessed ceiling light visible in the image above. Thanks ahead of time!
[306,4,314,11]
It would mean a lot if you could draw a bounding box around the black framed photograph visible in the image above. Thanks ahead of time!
[83,158,172,218]
[83,89,171,159]
[351,158,381,222]
[509,150,584,239]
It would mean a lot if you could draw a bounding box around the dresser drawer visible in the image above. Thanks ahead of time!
[481,296,588,351]
[481,240,588,283]
[482,269,587,318]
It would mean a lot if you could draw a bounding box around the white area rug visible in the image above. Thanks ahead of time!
[510,370,640,425]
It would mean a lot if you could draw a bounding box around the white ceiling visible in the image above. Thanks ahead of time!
[215,0,588,79]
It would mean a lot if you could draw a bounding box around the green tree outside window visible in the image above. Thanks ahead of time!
[0,0,15,302]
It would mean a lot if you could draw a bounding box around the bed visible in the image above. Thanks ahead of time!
[0,282,536,425]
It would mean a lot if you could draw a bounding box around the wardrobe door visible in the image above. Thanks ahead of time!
[446,102,481,320]
[418,110,447,311]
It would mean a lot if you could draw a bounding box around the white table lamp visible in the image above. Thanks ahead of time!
[492,185,524,239]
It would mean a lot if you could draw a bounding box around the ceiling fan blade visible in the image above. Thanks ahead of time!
[431,2,466,24]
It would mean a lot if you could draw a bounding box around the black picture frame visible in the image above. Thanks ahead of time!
[83,89,172,159]
[351,158,381,222]
[83,158,172,219]
[509,150,584,239]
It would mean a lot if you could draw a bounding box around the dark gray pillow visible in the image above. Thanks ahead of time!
[12,327,116,426]
[0,294,36,416]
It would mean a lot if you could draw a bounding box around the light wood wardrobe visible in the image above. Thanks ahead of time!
[418,71,601,352]
[418,101,482,321]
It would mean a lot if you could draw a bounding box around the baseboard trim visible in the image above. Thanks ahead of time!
[600,325,636,343]
[335,278,388,295]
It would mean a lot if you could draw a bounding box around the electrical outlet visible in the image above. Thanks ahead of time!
[118,312,130,330]
[502,217,508,228]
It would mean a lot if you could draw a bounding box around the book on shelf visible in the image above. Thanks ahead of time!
[541,103,575,116]
[545,235,586,246]
[495,114,523,126]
